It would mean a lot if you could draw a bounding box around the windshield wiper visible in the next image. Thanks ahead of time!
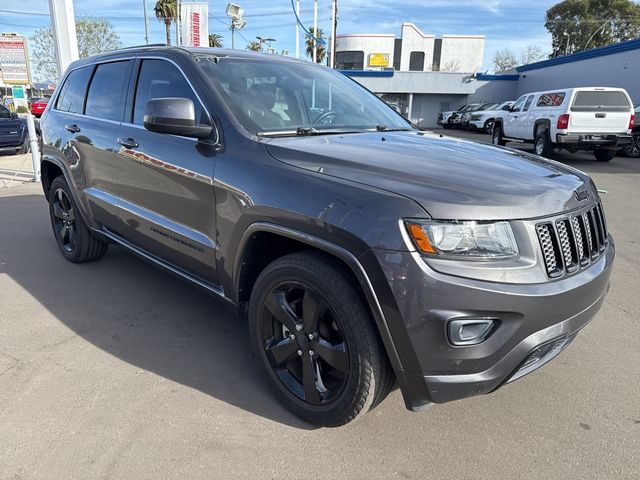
[257,127,366,138]
[375,125,413,132]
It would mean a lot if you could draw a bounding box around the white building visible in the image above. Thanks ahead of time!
[335,23,484,73]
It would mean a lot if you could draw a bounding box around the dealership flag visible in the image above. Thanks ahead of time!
[180,3,209,47]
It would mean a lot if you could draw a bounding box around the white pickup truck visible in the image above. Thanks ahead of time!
[492,87,635,162]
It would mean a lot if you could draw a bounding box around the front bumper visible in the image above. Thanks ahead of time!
[556,133,632,145]
[370,238,614,410]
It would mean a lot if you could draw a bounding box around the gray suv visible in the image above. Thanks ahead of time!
[39,46,614,426]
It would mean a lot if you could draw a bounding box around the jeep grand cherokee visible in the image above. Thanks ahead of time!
[39,47,614,426]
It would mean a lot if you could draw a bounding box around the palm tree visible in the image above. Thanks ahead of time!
[154,0,177,46]
[305,27,326,64]
[208,33,223,48]
[246,41,261,52]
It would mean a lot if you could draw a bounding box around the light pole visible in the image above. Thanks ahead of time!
[313,0,318,63]
[226,3,247,49]
[584,15,615,51]
[48,0,79,78]
[142,0,149,45]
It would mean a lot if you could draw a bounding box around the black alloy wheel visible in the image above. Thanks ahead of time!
[249,252,393,426]
[259,281,349,406]
[47,176,108,263]
[51,186,77,253]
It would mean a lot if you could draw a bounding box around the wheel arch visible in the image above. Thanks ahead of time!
[533,119,551,138]
[41,158,64,199]
[233,222,405,380]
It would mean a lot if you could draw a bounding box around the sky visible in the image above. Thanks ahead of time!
[1,0,560,79]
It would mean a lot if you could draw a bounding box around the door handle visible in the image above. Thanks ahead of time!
[64,124,81,133]
[117,137,139,149]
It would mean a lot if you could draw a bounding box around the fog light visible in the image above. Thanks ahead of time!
[448,318,496,346]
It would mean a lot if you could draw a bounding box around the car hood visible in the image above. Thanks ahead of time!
[265,131,595,220]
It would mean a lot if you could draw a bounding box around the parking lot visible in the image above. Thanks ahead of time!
[1,136,639,479]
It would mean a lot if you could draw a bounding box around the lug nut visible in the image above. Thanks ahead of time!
[297,350,303,356]
[308,333,314,340]
[295,324,303,331]
[290,334,296,340]
[309,350,315,356]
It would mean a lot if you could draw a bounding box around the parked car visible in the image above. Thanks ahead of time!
[622,105,639,157]
[31,97,49,117]
[466,101,514,133]
[0,104,29,154]
[40,47,614,426]
[437,104,475,129]
[459,102,500,129]
[492,87,634,161]
[447,103,486,128]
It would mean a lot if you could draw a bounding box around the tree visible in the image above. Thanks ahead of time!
[30,17,121,82]
[246,41,261,52]
[493,48,518,72]
[154,0,177,46]
[305,27,326,64]
[545,0,640,57]
[519,44,544,65]
[441,60,462,72]
[208,33,223,48]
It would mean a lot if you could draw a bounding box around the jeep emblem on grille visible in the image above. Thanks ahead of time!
[574,189,589,202]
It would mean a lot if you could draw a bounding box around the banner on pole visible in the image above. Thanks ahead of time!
[180,3,209,47]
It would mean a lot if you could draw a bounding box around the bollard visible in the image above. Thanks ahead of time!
[26,114,41,182]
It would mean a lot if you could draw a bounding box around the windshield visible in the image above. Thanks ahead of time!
[197,57,411,136]
[479,103,499,111]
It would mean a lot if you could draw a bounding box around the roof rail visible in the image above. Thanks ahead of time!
[119,43,169,50]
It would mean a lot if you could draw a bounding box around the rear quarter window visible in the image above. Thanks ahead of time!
[571,91,631,112]
[55,66,93,114]
[536,92,565,107]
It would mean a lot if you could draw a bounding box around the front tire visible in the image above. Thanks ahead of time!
[249,251,393,427]
[492,124,506,146]
[483,119,494,134]
[48,176,108,263]
[594,148,616,162]
[534,130,554,157]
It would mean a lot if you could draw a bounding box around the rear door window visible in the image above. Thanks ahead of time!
[537,92,565,107]
[571,91,631,112]
[523,95,534,111]
[55,66,93,114]
[85,61,131,122]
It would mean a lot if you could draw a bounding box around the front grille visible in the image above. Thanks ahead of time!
[536,202,608,278]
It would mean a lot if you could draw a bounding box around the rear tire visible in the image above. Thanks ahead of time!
[594,148,616,162]
[48,176,108,263]
[623,137,640,158]
[492,124,506,146]
[17,138,30,154]
[249,251,393,427]
[534,130,554,157]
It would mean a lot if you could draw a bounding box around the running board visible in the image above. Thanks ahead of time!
[502,137,525,143]
[98,228,228,301]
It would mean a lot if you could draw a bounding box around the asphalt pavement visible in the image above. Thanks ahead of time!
[0,135,638,479]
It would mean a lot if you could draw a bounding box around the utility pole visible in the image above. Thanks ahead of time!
[48,0,79,78]
[312,0,318,63]
[176,0,181,46]
[330,0,337,68]
[295,0,300,59]
[142,0,149,45]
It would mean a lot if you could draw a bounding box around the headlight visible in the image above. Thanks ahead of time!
[470,114,482,121]
[404,220,518,260]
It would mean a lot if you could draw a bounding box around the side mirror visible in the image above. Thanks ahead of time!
[11,112,18,119]
[143,97,212,139]
[502,105,512,111]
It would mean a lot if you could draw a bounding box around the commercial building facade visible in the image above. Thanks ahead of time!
[340,34,640,128]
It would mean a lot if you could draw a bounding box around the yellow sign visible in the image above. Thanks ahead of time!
[369,53,390,67]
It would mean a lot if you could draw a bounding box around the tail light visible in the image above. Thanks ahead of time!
[629,114,635,130]
[557,114,570,130]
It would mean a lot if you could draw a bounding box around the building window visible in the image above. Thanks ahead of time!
[336,51,364,70]
[409,52,425,71]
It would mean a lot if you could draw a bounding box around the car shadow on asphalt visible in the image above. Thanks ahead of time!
[0,192,316,430]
